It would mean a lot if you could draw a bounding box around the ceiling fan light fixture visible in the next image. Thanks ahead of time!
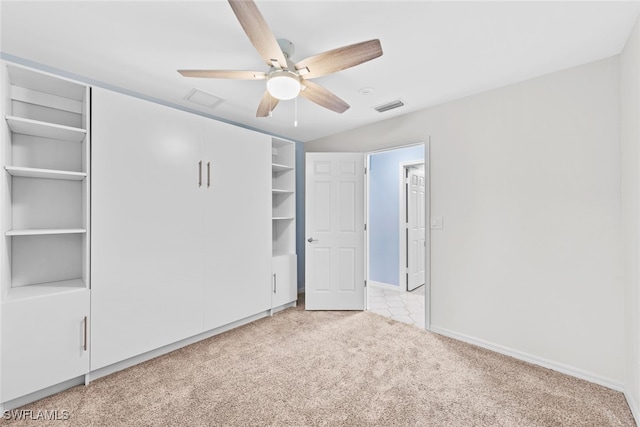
[267,70,301,100]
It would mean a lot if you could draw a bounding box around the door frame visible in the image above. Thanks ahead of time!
[364,140,431,330]
[399,160,426,292]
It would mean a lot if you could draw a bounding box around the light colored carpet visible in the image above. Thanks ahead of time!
[2,303,634,426]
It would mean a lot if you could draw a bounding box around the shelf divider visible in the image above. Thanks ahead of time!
[272,188,294,194]
[6,115,86,142]
[5,166,86,181]
[6,228,87,236]
[272,163,294,172]
[6,279,86,301]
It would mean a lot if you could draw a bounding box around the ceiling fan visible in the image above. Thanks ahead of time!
[178,0,383,117]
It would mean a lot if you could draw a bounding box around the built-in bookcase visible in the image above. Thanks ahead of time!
[271,138,295,256]
[1,64,90,301]
[0,63,91,407]
[271,138,297,310]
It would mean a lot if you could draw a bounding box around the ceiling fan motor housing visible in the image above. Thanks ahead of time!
[277,39,295,59]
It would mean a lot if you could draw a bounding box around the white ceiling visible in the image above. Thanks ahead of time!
[1,1,639,142]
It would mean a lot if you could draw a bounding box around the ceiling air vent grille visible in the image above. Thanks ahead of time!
[374,99,405,113]
[184,88,225,109]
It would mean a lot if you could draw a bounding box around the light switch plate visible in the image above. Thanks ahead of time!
[431,216,443,230]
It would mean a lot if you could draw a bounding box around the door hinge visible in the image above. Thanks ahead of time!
[364,167,367,175]
[364,223,367,231]
[364,280,367,288]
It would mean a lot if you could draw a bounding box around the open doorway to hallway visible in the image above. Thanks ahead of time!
[366,143,428,328]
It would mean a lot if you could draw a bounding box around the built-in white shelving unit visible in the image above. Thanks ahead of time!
[271,138,297,310]
[1,63,91,406]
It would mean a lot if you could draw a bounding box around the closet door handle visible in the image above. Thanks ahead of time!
[273,274,277,294]
[198,161,203,187]
[207,162,211,188]
[83,316,88,351]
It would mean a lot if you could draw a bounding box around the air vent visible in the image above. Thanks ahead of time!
[374,99,405,113]
[184,88,224,109]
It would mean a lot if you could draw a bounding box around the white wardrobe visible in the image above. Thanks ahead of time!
[0,64,298,408]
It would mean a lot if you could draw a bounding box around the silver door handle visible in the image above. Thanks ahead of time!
[207,162,211,188]
[198,161,203,187]
[307,237,318,243]
[273,274,277,294]
[83,316,88,351]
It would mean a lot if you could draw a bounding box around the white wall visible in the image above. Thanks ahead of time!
[621,14,640,419]
[306,56,624,387]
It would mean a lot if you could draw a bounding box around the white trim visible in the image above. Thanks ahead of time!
[365,155,370,310]
[431,326,624,392]
[424,137,431,331]
[365,142,425,155]
[1,377,85,411]
[625,390,640,425]
[272,300,297,315]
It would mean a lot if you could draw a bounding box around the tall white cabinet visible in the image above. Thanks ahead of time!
[271,139,297,309]
[0,64,91,404]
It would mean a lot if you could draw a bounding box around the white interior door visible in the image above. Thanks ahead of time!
[305,153,365,310]
[407,166,426,291]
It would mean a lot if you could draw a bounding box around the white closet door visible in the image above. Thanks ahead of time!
[91,89,205,369]
[202,120,271,330]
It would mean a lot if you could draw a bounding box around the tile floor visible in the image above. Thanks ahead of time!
[367,283,425,329]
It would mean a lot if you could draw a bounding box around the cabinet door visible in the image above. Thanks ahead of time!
[91,89,205,370]
[202,120,271,330]
[272,254,297,308]
[1,290,89,402]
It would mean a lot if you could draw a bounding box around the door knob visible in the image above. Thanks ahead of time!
[307,237,318,243]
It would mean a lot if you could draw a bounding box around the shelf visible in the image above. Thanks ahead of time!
[5,166,86,181]
[6,228,86,236]
[272,251,296,257]
[272,217,294,221]
[272,189,294,194]
[6,115,86,142]
[272,163,294,172]
[6,279,86,301]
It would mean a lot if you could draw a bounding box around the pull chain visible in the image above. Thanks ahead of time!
[294,97,298,127]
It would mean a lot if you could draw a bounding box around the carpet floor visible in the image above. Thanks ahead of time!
[1,303,634,426]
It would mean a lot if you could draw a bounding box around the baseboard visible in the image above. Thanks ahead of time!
[369,280,403,292]
[430,326,624,392]
[1,377,85,411]
[88,309,272,382]
[271,300,297,315]
[624,390,640,425]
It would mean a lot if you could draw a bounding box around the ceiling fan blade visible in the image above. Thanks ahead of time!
[295,39,383,80]
[299,80,349,114]
[256,91,279,117]
[178,70,267,79]
[228,0,288,69]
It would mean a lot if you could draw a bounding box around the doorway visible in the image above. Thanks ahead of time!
[365,143,428,329]
[401,162,426,292]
